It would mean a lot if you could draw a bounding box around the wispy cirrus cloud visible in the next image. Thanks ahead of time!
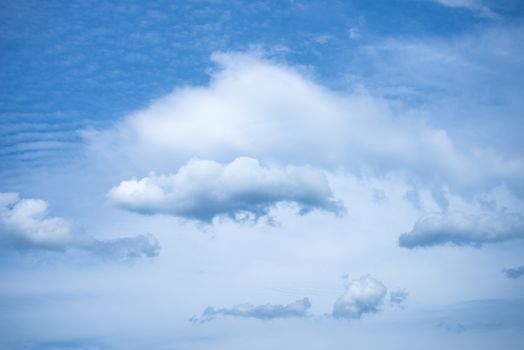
[190,297,312,323]
[433,0,498,18]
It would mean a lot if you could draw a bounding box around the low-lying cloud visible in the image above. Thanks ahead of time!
[0,192,159,260]
[399,211,524,248]
[389,289,409,307]
[190,297,311,323]
[108,157,345,223]
[503,265,524,279]
[332,275,388,319]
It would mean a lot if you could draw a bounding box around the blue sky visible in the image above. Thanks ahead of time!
[1,1,524,349]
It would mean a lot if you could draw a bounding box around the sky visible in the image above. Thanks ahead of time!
[1,0,524,349]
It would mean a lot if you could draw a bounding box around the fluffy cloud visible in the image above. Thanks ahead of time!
[332,275,387,320]
[503,265,524,279]
[0,192,159,259]
[88,52,524,195]
[190,298,311,323]
[399,211,524,248]
[108,157,344,222]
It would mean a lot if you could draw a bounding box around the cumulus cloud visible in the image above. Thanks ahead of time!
[332,275,387,320]
[108,157,344,223]
[0,192,159,259]
[190,298,311,323]
[503,265,524,279]
[399,211,524,248]
[87,52,524,195]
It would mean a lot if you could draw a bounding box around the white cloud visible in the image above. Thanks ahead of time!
[332,275,387,319]
[87,52,524,195]
[0,192,74,249]
[434,0,498,18]
[108,157,344,223]
[190,297,311,323]
[0,192,159,259]
[399,211,524,248]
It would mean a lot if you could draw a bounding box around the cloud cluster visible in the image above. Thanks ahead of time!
[0,192,159,259]
[190,298,311,323]
[332,275,388,319]
[191,275,402,323]
[88,53,524,195]
[503,265,524,279]
[108,157,344,223]
[399,211,524,248]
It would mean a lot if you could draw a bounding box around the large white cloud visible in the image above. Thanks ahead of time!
[107,157,344,222]
[399,211,524,248]
[503,265,524,279]
[0,192,159,259]
[87,52,524,195]
[332,275,388,320]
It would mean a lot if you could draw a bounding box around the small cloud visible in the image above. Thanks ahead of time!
[502,265,524,279]
[389,289,408,307]
[399,211,524,248]
[372,188,387,204]
[348,27,360,39]
[0,192,159,260]
[403,189,421,209]
[433,0,499,19]
[312,34,332,45]
[190,298,311,323]
[348,16,364,39]
[108,157,345,224]
[80,233,160,260]
[332,275,387,320]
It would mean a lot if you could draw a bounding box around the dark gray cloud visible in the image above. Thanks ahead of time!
[399,212,524,248]
[503,265,524,279]
[190,298,311,323]
[0,192,159,260]
[108,157,345,223]
[332,275,387,320]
